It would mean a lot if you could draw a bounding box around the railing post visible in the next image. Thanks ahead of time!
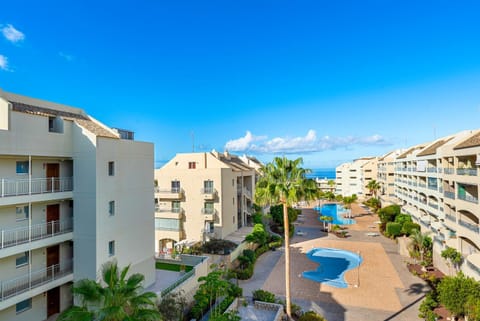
[1,230,3,249]
[51,177,54,193]
[1,178,4,197]
[51,221,54,236]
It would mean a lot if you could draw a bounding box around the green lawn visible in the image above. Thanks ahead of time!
[155,262,193,272]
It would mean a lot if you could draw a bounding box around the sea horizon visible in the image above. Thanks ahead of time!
[307,168,336,180]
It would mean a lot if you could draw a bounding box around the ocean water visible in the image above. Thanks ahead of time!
[307,168,336,179]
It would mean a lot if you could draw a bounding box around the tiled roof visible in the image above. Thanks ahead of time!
[454,132,480,150]
[10,101,119,139]
[397,147,417,159]
[417,138,453,157]
[217,154,253,171]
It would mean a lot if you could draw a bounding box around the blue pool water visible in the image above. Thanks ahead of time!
[302,248,363,288]
[314,203,356,225]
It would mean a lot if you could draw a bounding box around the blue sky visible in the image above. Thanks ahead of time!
[1,1,480,169]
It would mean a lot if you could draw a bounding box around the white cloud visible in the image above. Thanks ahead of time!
[59,52,74,61]
[225,131,266,151]
[1,24,25,43]
[224,130,391,154]
[0,54,9,71]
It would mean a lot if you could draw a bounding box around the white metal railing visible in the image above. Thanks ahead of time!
[201,208,216,215]
[0,259,73,301]
[0,177,73,198]
[201,187,216,195]
[243,188,252,199]
[155,207,183,214]
[154,187,183,194]
[0,219,73,249]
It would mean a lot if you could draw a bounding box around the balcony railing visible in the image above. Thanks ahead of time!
[1,219,73,249]
[458,194,479,204]
[0,177,73,198]
[444,191,455,199]
[155,207,183,214]
[201,187,216,195]
[427,167,437,173]
[155,187,182,193]
[445,215,456,223]
[419,183,426,188]
[458,220,480,233]
[467,257,480,276]
[201,208,216,215]
[444,168,454,175]
[0,259,73,301]
[428,203,439,210]
[457,168,478,176]
[428,185,438,191]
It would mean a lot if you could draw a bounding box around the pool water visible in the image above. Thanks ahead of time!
[302,248,363,288]
[314,203,355,225]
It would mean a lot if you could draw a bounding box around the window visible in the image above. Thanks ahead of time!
[204,202,214,214]
[16,205,29,221]
[155,218,181,231]
[48,116,64,133]
[172,201,181,213]
[108,161,115,176]
[188,162,196,169]
[16,252,29,267]
[203,180,214,193]
[16,298,32,314]
[171,180,180,193]
[108,241,115,256]
[16,161,29,175]
[109,201,115,216]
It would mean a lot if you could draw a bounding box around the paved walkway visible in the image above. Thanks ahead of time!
[239,202,429,321]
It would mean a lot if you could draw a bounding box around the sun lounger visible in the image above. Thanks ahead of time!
[366,232,380,237]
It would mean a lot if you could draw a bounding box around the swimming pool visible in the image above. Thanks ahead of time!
[302,248,362,288]
[315,203,356,225]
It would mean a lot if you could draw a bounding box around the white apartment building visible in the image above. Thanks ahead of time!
[393,130,480,280]
[335,157,376,198]
[154,151,257,254]
[0,89,155,320]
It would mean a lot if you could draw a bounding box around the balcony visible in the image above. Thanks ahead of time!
[155,187,184,200]
[466,254,480,278]
[428,203,439,210]
[457,168,478,176]
[444,168,454,175]
[201,208,216,221]
[458,220,480,233]
[201,187,217,200]
[427,167,438,173]
[458,194,478,204]
[155,207,183,219]
[0,219,73,251]
[444,191,455,199]
[428,185,438,191]
[0,259,73,302]
[0,177,73,198]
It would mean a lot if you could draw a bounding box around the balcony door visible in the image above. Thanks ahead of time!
[47,244,60,276]
[46,163,60,191]
[204,180,213,193]
[171,180,180,193]
[47,287,60,317]
[47,204,60,234]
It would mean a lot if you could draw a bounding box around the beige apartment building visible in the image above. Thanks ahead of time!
[335,157,377,198]
[154,151,257,254]
[377,150,403,206]
[391,129,480,280]
[0,89,155,320]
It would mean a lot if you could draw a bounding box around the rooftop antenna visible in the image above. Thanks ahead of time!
[191,131,195,152]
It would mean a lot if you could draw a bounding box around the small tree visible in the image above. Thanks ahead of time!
[319,216,333,232]
[438,272,480,320]
[441,247,463,275]
[158,290,186,321]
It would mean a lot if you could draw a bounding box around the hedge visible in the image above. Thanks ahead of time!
[386,222,402,237]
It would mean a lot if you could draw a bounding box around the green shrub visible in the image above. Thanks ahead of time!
[268,240,283,249]
[395,213,412,225]
[235,264,254,280]
[243,249,256,263]
[252,289,276,303]
[378,204,400,223]
[386,222,402,238]
[401,221,420,236]
[299,311,327,321]
[201,239,237,254]
[245,224,268,245]
[253,213,263,224]
[255,244,269,257]
[270,205,300,224]
[418,292,438,318]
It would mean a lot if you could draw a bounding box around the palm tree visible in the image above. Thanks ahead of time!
[342,195,356,218]
[255,157,317,319]
[327,179,336,192]
[366,180,381,198]
[409,229,432,270]
[57,261,160,321]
